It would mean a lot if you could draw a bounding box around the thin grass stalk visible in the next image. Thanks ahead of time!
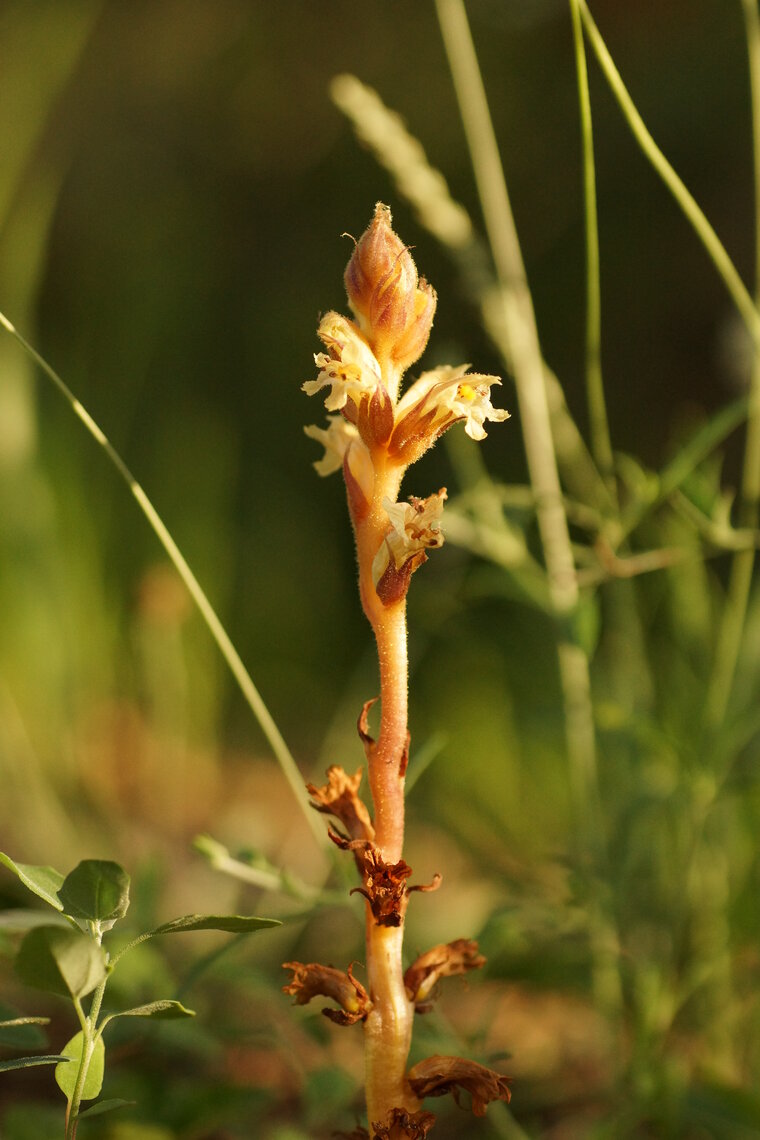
[569,0,616,502]
[578,0,760,350]
[0,310,327,851]
[435,0,626,1026]
[706,0,760,726]
[434,0,600,821]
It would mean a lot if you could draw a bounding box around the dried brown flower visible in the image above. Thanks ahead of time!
[307,765,375,842]
[351,847,413,927]
[404,939,486,1011]
[408,1055,511,1116]
[372,1107,438,1138]
[282,961,370,1026]
[337,843,440,926]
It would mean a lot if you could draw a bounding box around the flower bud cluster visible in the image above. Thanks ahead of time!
[304,203,509,604]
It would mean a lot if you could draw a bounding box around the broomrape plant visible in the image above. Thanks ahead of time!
[284,204,511,1137]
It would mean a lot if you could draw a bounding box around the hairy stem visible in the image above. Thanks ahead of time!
[352,457,415,1131]
[65,975,107,1140]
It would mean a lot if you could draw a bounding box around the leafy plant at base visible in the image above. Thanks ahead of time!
[0,854,280,1139]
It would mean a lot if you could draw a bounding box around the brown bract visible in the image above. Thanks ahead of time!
[357,385,395,448]
[408,1055,511,1116]
[307,764,375,842]
[404,939,486,1011]
[282,961,370,1026]
[375,553,426,607]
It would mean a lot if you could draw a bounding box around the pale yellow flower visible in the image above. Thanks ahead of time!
[303,417,359,476]
[396,364,509,443]
[372,490,447,589]
[302,312,382,412]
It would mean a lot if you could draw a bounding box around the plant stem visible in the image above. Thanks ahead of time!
[569,0,616,502]
[65,976,107,1140]
[705,0,760,726]
[351,456,416,1131]
[435,0,601,831]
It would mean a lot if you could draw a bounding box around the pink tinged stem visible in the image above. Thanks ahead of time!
[350,455,418,1130]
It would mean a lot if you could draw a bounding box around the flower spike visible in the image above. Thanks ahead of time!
[298,204,512,1132]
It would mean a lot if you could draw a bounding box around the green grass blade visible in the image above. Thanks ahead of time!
[578,0,760,349]
[569,0,615,499]
[0,310,326,850]
[705,0,760,726]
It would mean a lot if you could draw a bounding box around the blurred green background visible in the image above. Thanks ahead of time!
[2,1,760,1137]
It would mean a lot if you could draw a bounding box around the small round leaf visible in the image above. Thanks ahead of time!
[54,1031,105,1100]
[57,861,130,924]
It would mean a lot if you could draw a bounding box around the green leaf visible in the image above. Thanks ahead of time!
[104,999,195,1022]
[0,1054,70,1072]
[0,854,64,911]
[15,926,107,999]
[54,1031,104,1100]
[57,860,130,926]
[75,1097,135,1121]
[149,913,281,936]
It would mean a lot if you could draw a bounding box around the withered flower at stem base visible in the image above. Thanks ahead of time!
[408,1055,511,1117]
[372,1107,438,1138]
[282,961,371,1026]
[334,1109,437,1140]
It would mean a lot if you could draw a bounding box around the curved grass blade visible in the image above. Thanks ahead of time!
[0,310,325,850]
[577,0,760,349]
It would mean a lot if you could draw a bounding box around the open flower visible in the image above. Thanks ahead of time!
[302,312,382,412]
[371,490,447,603]
[391,365,509,464]
[303,416,359,475]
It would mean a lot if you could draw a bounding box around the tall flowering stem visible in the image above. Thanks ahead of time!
[289,204,511,1137]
